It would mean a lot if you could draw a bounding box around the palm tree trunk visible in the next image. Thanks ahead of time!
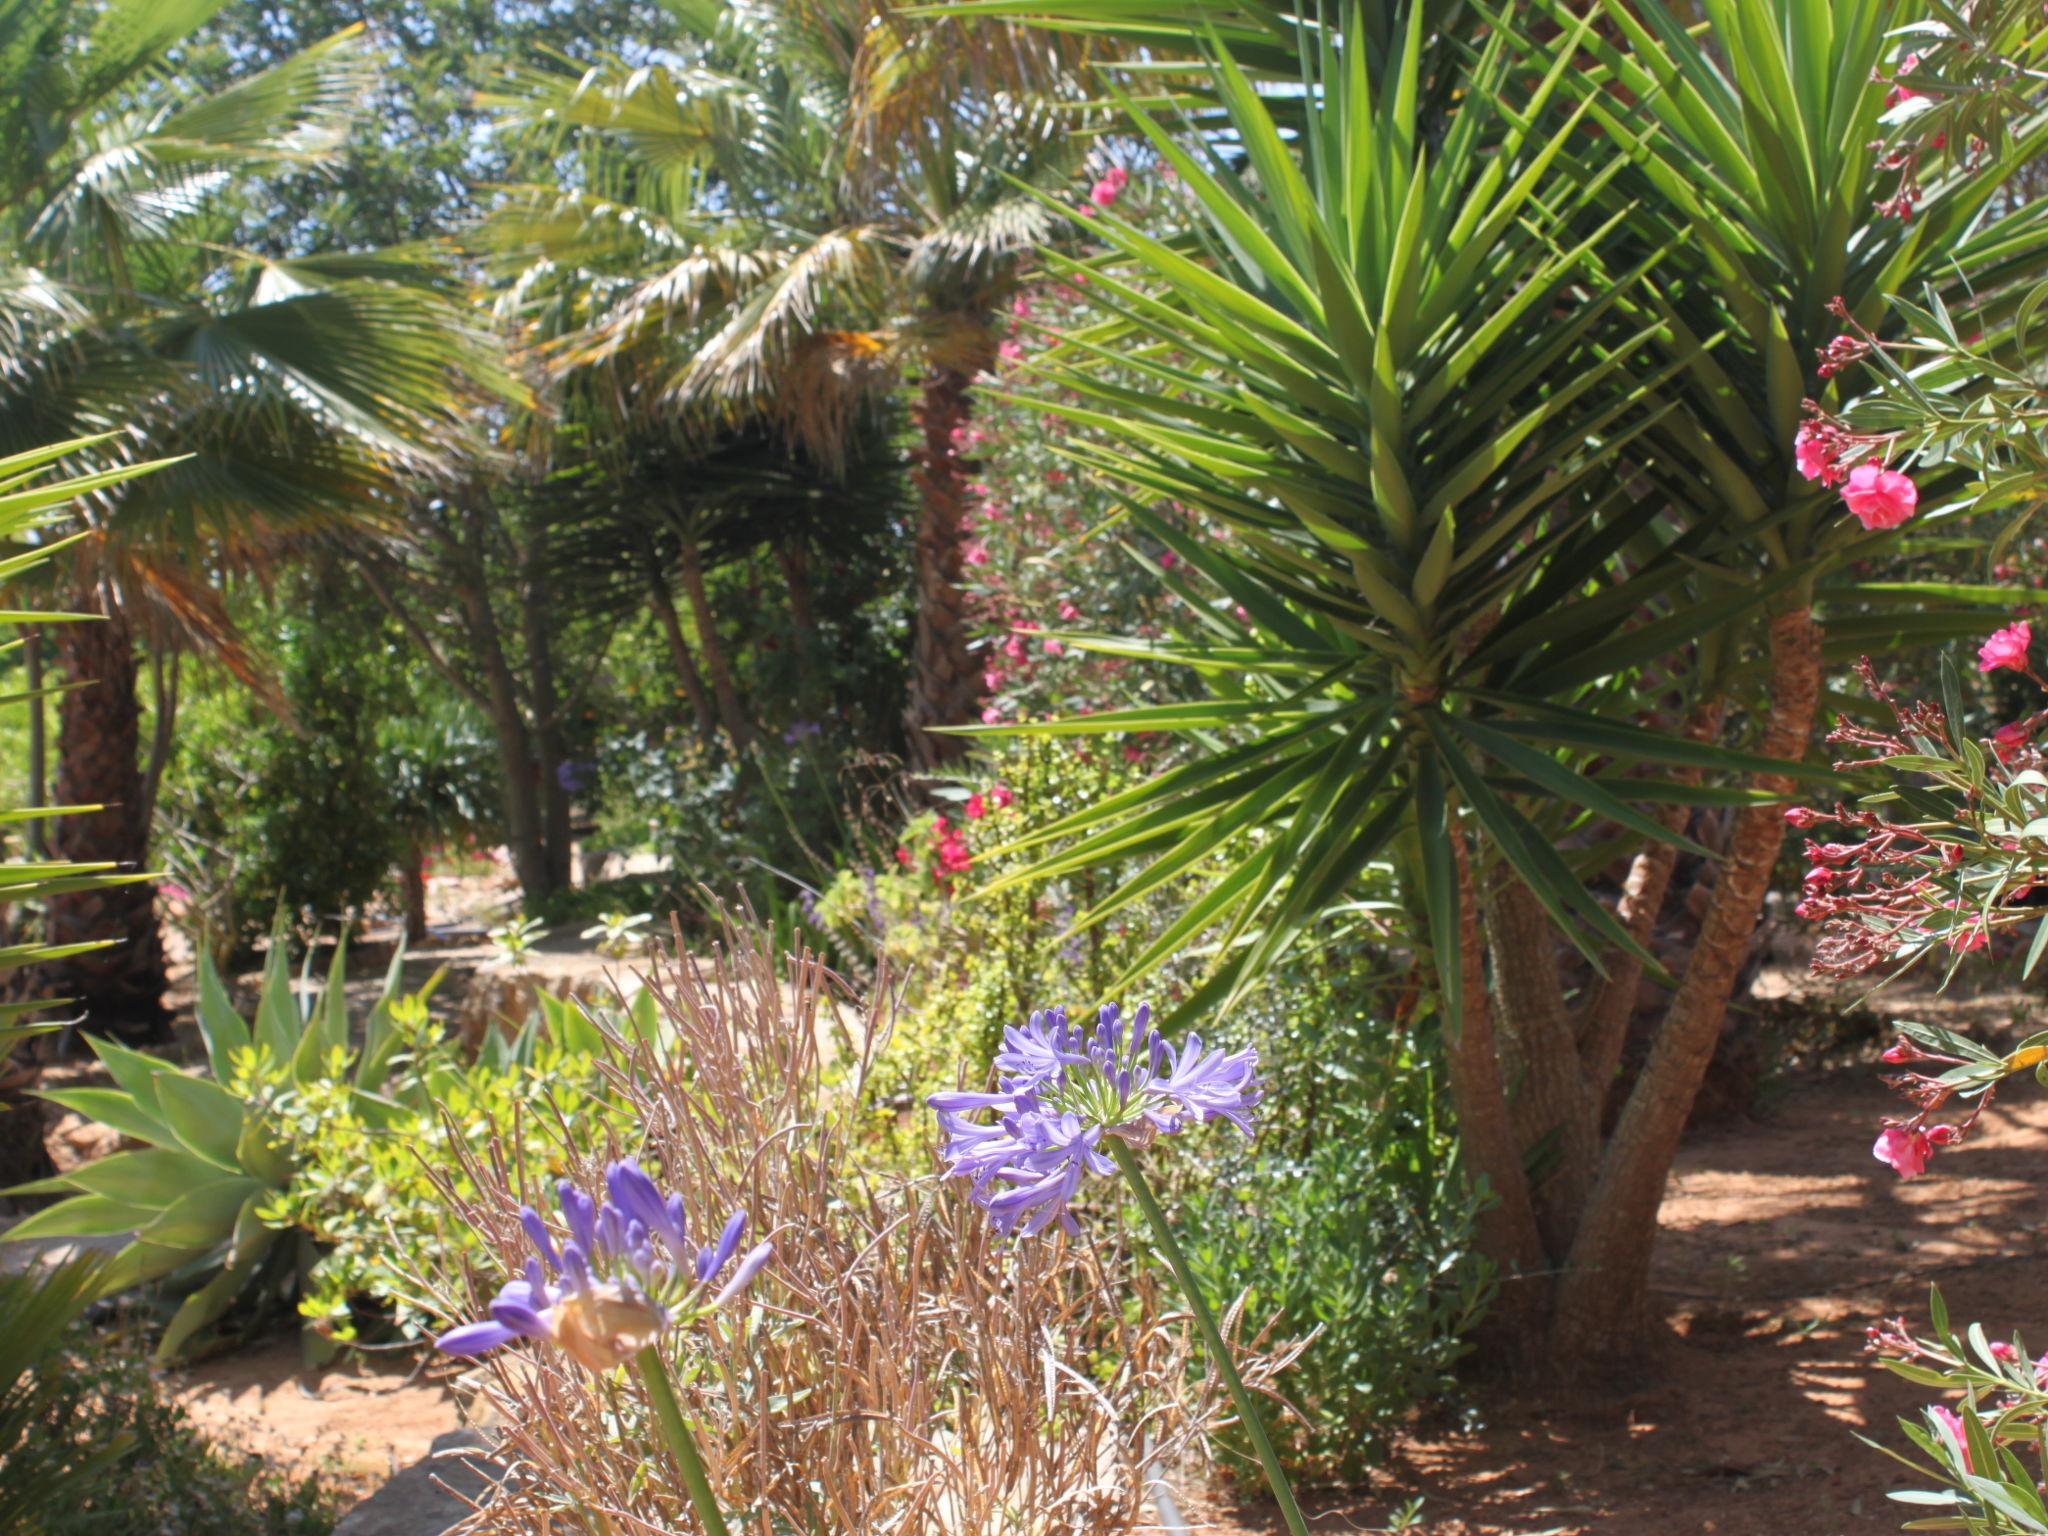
[40,589,169,1038]
[677,535,754,754]
[904,364,983,767]
[1547,609,1822,1370]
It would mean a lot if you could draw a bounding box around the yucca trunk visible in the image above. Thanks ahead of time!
[40,589,169,1038]
[1545,609,1822,1368]
[904,364,983,768]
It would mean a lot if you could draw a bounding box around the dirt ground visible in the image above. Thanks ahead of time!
[1190,997,2048,1535]
[136,934,2048,1531]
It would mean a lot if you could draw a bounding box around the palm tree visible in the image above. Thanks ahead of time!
[0,1,501,1031]
[483,0,1096,765]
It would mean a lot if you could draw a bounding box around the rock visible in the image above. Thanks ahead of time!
[336,1428,506,1536]
[46,1108,130,1173]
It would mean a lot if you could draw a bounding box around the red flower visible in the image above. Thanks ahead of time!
[988,784,1013,810]
[965,793,986,820]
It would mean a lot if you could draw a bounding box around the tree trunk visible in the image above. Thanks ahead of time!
[40,590,169,1038]
[642,548,717,743]
[399,841,429,943]
[1547,610,1823,1370]
[776,540,822,700]
[25,625,45,859]
[903,365,984,767]
[1485,878,1600,1261]
[1576,698,1727,1105]
[1441,825,1550,1355]
[520,539,573,893]
[677,535,754,754]
[452,539,550,903]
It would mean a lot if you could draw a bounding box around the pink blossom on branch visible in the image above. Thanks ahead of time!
[1979,621,2033,674]
[1840,462,1918,530]
[1873,1126,1932,1179]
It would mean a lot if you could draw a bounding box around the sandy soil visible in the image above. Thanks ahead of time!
[1188,1052,2048,1535]
[172,1342,466,1496]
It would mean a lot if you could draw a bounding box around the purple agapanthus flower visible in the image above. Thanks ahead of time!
[437,1159,772,1373]
[930,1003,1261,1236]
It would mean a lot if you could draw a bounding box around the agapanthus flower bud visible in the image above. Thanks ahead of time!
[930,1002,1262,1236]
[436,1162,771,1371]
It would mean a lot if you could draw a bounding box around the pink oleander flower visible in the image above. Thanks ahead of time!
[963,543,990,566]
[1089,166,1129,207]
[1994,720,2032,762]
[1794,426,1843,486]
[965,793,986,821]
[1929,1404,1973,1473]
[998,339,1023,363]
[980,704,1005,724]
[1058,600,1081,621]
[1873,1125,1931,1179]
[1158,551,1179,569]
[1841,462,1918,530]
[988,784,1014,810]
[1881,1038,1924,1064]
[1980,621,2033,674]
[1042,638,1065,657]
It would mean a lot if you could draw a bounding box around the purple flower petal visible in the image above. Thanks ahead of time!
[711,1241,774,1308]
[436,1320,517,1356]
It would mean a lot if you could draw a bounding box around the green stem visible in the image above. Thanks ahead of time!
[1108,1139,1309,1536]
[633,1345,731,1536]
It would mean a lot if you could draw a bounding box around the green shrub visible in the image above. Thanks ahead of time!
[8,1321,338,1536]
[266,1027,628,1349]
[1165,947,1491,1481]
[814,737,1220,1163]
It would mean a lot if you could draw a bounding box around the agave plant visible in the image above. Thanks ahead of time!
[5,938,419,1361]
[941,0,2048,1368]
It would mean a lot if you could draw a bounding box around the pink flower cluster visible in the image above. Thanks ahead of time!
[1792,422,1917,530]
[1089,165,1129,208]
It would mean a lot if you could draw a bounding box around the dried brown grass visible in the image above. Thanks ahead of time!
[427,907,1275,1534]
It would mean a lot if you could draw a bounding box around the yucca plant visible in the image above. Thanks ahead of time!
[5,938,419,1362]
[939,0,2048,1369]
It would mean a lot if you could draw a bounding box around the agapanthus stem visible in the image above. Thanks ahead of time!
[1107,1140,1309,1536]
[633,1345,731,1536]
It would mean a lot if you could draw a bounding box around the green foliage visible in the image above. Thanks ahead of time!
[0,1256,134,1533]
[264,1030,626,1349]
[155,568,500,956]
[3,1319,337,1536]
[816,737,1225,1160]
[6,937,421,1361]
[1174,963,1491,1480]
[488,914,549,967]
